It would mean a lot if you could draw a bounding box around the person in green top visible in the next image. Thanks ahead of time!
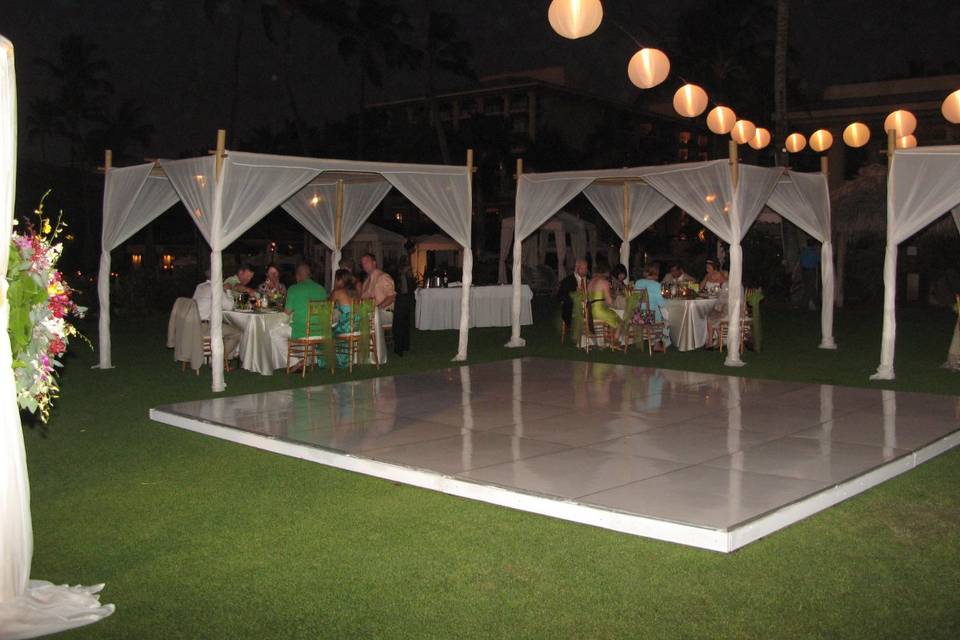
[223,263,256,297]
[284,261,328,339]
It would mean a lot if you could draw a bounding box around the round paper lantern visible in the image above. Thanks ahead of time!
[627,48,670,89]
[785,132,806,153]
[706,106,736,134]
[730,120,756,145]
[748,127,771,150]
[809,129,834,153]
[883,109,917,137]
[673,84,708,118]
[896,134,917,149]
[548,0,603,40]
[942,89,960,124]
[842,122,870,148]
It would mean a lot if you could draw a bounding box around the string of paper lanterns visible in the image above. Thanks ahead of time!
[548,0,959,153]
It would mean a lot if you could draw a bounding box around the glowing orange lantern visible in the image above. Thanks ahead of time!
[883,109,916,137]
[730,120,756,145]
[748,127,771,150]
[673,84,708,118]
[548,0,603,40]
[842,122,870,148]
[706,106,736,135]
[627,48,670,89]
[942,89,960,124]
[809,129,834,153]
[785,133,807,153]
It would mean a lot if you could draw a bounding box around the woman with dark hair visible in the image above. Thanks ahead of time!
[610,263,628,297]
[331,269,359,368]
[257,263,287,307]
[700,259,727,295]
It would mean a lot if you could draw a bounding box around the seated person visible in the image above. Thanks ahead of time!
[610,263,629,298]
[192,273,241,360]
[257,264,287,307]
[662,263,695,287]
[556,259,589,328]
[269,262,328,370]
[586,262,621,338]
[331,269,360,368]
[359,253,396,327]
[224,263,257,298]
[634,265,670,350]
[700,259,728,296]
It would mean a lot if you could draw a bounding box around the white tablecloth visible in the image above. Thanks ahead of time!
[415,285,533,330]
[224,310,289,375]
[664,299,720,352]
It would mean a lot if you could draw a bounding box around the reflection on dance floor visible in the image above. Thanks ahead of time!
[154,358,960,538]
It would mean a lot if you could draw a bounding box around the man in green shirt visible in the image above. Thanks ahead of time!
[223,263,256,297]
[270,262,327,371]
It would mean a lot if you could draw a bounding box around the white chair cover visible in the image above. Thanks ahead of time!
[873,146,960,380]
[97,166,179,369]
[0,34,114,639]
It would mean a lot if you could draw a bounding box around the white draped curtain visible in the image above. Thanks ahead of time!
[97,166,179,369]
[584,182,674,275]
[1,34,114,640]
[872,146,960,380]
[767,171,836,349]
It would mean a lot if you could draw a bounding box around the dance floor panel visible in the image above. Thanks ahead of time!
[150,358,960,552]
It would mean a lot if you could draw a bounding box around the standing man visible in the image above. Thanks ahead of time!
[557,259,589,329]
[360,253,396,326]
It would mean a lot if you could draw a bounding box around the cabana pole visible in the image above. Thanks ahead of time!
[507,158,526,347]
[871,129,899,379]
[96,149,114,369]
[332,178,344,287]
[819,156,837,348]
[209,129,228,392]
[454,149,474,360]
[620,182,630,272]
[724,140,746,367]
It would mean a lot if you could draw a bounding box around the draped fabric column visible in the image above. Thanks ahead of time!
[382,169,472,360]
[872,147,960,380]
[97,167,179,369]
[766,171,835,349]
[509,175,594,347]
[0,34,115,639]
[497,218,513,284]
[585,182,674,277]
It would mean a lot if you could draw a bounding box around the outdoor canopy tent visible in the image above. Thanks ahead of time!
[507,154,836,366]
[97,141,473,392]
[872,145,960,380]
[412,233,462,280]
[498,211,599,283]
[340,222,406,271]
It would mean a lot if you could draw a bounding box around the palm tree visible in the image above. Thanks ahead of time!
[34,33,113,167]
[203,0,251,146]
[420,2,476,165]
[25,97,65,163]
[85,99,156,164]
[332,0,422,159]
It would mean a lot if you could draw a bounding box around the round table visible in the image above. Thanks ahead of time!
[223,310,289,375]
[663,298,721,351]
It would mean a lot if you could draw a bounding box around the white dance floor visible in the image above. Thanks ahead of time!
[150,358,960,552]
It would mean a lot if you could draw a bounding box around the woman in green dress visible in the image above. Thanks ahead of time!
[586,262,621,338]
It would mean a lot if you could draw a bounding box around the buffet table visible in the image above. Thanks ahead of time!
[415,285,533,330]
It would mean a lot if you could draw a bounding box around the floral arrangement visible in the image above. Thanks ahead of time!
[7,194,86,422]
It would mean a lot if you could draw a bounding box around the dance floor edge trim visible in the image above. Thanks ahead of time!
[148,407,960,553]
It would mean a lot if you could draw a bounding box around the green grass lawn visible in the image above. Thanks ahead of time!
[24,299,960,639]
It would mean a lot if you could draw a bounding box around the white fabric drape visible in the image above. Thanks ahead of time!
[96,167,179,369]
[382,169,472,360]
[767,171,836,349]
[0,34,114,639]
[585,182,674,275]
[498,218,513,284]
[508,175,594,346]
[872,146,960,380]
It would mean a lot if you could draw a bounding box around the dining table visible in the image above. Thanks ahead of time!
[223,309,290,375]
[663,298,722,351]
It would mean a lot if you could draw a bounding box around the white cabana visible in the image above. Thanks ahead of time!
[412,233,462,280]
[872,145,960,380]
[97,143,473,391]
[341,222,406,270]
[509,154,834,366]
[498,211,599,283]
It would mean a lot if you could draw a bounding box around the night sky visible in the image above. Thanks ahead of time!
[4,0,958,161]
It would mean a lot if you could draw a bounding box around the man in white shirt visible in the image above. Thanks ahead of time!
[661,263,695,287]
[192,278,241,359]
